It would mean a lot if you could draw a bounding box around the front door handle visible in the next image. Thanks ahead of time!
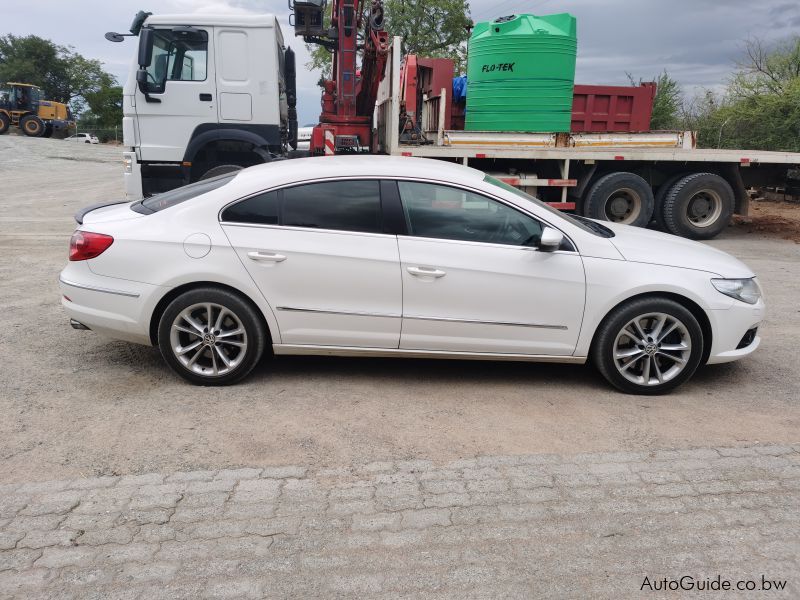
[247,251,287,263]
[199,93,213,101]
[407,266,446,278]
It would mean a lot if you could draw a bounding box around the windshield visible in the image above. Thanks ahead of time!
[137,173,236,213]
[483,175,614,238]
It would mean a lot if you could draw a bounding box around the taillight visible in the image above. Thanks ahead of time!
[69,231,114,261]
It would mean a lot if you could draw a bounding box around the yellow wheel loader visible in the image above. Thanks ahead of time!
[0,82,74,137]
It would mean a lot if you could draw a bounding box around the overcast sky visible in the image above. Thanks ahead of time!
[5,0,800,124]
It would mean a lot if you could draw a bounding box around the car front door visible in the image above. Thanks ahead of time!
[395,180,586,356]
[221,179,402,348]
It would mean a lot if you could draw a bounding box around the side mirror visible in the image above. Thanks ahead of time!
[538,226,564,252]
[138,28,154,67]
[136,68,161,104]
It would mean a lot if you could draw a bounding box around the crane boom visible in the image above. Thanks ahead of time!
[290,0,388,153]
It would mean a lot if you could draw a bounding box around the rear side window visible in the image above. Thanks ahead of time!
[283,180,381,233]
[137,173,235,213]
[220,191,278,224]
[222,179,383,234]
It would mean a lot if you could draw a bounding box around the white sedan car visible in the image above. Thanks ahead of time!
[65,133,99,144]
[59,157,764,393]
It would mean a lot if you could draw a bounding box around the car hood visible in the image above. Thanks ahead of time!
[600,221,754,278]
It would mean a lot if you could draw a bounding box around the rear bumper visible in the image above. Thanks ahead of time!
[59,261,160,345]
[706,298,765,364]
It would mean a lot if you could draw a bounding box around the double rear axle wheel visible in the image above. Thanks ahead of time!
[581,171,735,240]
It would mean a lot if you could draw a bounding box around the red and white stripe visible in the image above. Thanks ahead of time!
[324,130,335,156]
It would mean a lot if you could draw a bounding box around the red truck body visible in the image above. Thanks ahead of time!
[570,82,657,133]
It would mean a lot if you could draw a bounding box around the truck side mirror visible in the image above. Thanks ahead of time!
[136,68,161,104]
[138,28,154,67]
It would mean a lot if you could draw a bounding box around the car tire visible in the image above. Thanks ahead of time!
[591,297,704,395]
[199,164,244,180]
[583,172,655,227]
[651,172,688,232]
[157,287,267,385]
[0,113,10,135]
[21,115,45,137]
[662,173,734,240]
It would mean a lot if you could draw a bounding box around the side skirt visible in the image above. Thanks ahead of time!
[272,344,587,364]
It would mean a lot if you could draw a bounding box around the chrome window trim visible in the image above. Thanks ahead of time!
[217,175,577,252]
[220,221,397,240]
[59,276,140,298]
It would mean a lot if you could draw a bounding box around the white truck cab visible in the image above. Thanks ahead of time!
[120,13,296,200]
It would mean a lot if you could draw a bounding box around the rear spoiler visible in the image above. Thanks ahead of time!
[74,200,129,224]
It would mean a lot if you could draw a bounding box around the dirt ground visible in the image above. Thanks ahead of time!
[734,198,800,243]
[1,136,799,484]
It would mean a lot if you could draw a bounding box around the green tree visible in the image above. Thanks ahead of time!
[306,0,472,82]
[0,34,119,115]
[83,85,123,129]
[627,71,683,130]
[691,36,800,151]
[650,71,683,130]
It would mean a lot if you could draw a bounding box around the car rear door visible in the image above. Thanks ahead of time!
[394,180,586,356]
[221,179,402,348]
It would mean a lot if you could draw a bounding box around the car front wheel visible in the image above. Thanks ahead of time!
[157,287,266,385]
[592,297,704,394]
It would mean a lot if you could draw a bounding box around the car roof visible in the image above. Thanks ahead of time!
[234,156,486,189]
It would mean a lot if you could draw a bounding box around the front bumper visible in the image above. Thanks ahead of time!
[706,297,765,364]
[59,261,160,346]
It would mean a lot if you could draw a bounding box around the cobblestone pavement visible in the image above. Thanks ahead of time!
[1,445,798,599]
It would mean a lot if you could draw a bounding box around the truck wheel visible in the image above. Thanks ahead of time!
[43,125,53,138]
[199,164,243,180]
[0,113,9,135]
[663,173,734,240]
[21,115,45,137]
[583,172,654,227]
[652,172,688,231]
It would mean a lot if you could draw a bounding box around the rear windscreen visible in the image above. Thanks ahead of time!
[136,173,236,213]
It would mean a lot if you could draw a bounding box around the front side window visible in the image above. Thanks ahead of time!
[398,181,543,246]
[143,29,208,93]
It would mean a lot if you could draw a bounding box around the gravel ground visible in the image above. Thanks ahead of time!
[1,135,799,484]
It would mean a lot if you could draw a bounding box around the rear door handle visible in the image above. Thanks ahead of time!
[407,266,446,278]
[199,93,213,101]
[247,251,287,263]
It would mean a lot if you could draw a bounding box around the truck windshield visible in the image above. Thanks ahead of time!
[135,173,236,214]
[483,175,614,238]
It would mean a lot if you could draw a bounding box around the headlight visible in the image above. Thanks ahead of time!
[711,278,761,304]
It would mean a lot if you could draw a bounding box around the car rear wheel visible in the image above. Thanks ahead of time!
[158,287,266,385]
[592,297,704,394]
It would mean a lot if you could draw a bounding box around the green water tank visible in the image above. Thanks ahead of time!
[466,13,577,132]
